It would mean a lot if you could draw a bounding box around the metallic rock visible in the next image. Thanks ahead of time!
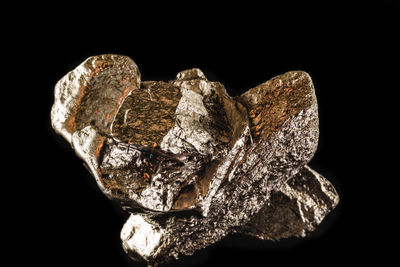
[51,54,339,266]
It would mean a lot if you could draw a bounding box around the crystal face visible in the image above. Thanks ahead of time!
[51,54,339,266]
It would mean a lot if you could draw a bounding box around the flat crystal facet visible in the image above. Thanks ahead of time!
[51,54,339,266]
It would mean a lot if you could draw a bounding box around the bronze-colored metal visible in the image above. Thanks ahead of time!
[51,54,339,266]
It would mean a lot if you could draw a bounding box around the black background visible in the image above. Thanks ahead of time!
[8,1,398,266]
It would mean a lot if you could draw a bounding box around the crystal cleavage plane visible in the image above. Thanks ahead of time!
[51,54,339,266]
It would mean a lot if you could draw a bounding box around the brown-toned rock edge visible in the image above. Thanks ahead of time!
[238,71,317,143]
[51,54,140,143]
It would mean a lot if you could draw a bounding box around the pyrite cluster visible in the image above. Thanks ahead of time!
[51,55,339,266]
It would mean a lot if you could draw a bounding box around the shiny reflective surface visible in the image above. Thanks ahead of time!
[51,54,339,266]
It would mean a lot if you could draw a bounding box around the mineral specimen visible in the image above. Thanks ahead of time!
[51,54,339,266]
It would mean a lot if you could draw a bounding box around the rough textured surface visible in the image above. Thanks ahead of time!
[238,165,339,241]
[111,81,181,146]
[51,54,339,266]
